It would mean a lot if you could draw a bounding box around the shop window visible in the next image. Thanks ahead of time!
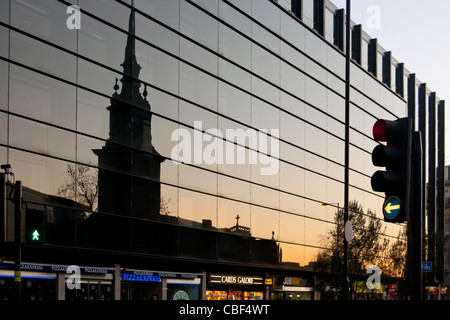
[167,283,200,300]
[0,276,56,301]
[206,290,228,300]
[66,280,113,301]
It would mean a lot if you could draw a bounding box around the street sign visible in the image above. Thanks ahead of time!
[422,262,432,272]
[383,196,401,221]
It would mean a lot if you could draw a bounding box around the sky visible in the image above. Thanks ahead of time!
[330,0,450,164]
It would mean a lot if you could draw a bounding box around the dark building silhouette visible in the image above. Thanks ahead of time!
[93,9,164,220]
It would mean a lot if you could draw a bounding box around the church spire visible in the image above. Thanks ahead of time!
[121,6,141,81]
[116,4,147,107]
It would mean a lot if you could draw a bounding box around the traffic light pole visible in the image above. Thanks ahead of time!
[14,180,22,301]
[410,132,423,300]
[342,0,351,300]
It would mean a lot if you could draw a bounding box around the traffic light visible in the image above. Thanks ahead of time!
[371,117,411,223]
[25,208,45,243]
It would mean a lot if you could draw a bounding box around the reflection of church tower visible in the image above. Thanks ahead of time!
[93,7,164,219]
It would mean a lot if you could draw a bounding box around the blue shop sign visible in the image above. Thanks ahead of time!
[122,273,161,282]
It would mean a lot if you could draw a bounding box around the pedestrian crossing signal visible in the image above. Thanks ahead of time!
[25,209,45,243]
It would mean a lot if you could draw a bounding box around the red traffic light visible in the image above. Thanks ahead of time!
[373,119,388,142]
[372,118,407,144]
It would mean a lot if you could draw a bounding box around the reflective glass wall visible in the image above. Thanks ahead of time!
[0,0,412,269]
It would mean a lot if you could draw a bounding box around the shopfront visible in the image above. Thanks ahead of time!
[0,261,115,300]
[121,269,202,300]
[64,266,115,301]
[0,266,56,301]
[269,276,315,300]
[206,274,265,300]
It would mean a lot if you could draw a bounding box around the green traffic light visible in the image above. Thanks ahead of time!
[31,229,40,241]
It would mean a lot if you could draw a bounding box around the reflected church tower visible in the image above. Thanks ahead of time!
[93,8,164,219]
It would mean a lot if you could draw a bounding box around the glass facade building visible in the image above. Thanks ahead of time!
[0,0,445,300]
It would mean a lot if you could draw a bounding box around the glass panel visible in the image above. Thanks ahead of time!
[251,98,279,130]
[252,44,280,86]
[11,0,77,51]
[250,205,279,240]
[181,37,217,75]
[216,135,251,181]
[304,124,327,158]
[191,0,218,15]
[8,148,72,199]
[179,164,217,195]
[227,0,251,15]
[10,31,76,82]
[77,89,109,140]
[303,170,327,202]
[251,0,280,34]
[304,217,327,247]
[218,58,251,93]
[280,212,304,244]
[218,83,251,125]
[219,23,251,69]
[280,10,306,52]
[137,41,179,96]
[0,0,9,23]
[136,11,179,56]
[251,184,279,210]
[180,0,218,51]
[325,7,334,43]
[303,0,314,28]
[0,25,9,59]
[0,112,7,145]
[279,243,310,267]
[9,116,75,161]
[161,183,178,218]
[252,23,279,55]
[9,65,76,130]
[280,60,305,99]
[135,0,180,31]
[280,113,305,151]
[179,188,217,226]
[305,77,327,112]
[180,63,218,112]
[219,1,251,37]
[377,51,383,82]
[0,60,8,111]
[280,142,304,169]
[217,197,251,230]
[79,0,130,32]
[218,174,251,203]
[78,14,127,73]
[77,59,122,100]
[361,38,368,71]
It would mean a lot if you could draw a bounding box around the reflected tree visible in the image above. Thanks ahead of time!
[57,163,173,216]
[57,164,99,212]
[314,200,406,298]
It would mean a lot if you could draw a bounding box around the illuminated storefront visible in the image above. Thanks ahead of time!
[269,276,314,300]
[121,269,202,300]
[206,274,265,300]
[0,261,115,300]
